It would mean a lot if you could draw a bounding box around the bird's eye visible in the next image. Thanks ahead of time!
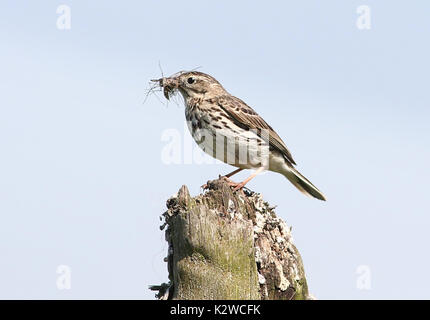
[187,77,195,84]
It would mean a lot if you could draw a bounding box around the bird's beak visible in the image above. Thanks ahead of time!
[151,77,179,100]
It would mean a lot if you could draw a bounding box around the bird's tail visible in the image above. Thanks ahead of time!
[282,166,326,201]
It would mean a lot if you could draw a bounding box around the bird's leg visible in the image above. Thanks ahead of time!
[222,168,243,179]
[202,168,244,190]
[228,167,265,192]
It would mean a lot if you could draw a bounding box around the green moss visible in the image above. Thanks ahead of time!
[172,189,260,299]
[293,279,308,300]
[176,256,259,300]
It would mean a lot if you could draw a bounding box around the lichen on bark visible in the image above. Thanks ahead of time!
[150,177,311,300]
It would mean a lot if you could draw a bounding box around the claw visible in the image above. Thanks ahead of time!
[232,182,245,192]
[223,179,246,197]
[201,181,210,190]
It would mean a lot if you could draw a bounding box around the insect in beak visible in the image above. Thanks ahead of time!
[151,77,178,100]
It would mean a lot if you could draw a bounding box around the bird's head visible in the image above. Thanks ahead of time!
[152,71,226,101]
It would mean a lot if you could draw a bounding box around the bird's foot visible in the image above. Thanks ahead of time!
[200,176,230,190]
[201,175,248,196]
[227,180,245,192]
[224,179,248,197]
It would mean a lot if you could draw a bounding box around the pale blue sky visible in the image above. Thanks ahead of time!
[0,1,429,299]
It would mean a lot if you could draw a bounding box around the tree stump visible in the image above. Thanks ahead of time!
[150,177,311,300]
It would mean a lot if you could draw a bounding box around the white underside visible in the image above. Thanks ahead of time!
[186,115,288,174]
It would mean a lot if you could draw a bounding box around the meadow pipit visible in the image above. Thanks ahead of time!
[152,71,326,201]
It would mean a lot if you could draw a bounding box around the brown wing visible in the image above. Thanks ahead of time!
[216,95,296,165]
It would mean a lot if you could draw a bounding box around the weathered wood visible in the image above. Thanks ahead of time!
[150,177,310,300]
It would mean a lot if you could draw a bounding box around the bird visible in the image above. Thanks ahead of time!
[151,71,326,201]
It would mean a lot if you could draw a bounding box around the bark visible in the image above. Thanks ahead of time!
[149,177,311,300]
